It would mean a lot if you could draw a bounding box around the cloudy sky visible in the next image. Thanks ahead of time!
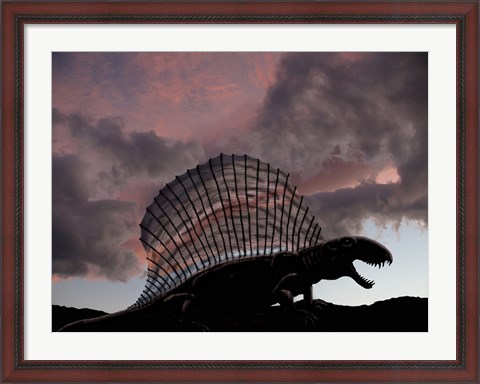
[52,52,428,313]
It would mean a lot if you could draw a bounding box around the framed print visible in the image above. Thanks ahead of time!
[2,1,478,382]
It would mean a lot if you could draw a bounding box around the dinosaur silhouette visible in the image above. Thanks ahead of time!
[59,154,392,331]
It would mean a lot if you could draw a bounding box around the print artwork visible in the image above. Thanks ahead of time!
[52,52,428,332]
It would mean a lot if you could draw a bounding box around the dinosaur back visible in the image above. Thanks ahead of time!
[133,154,322,308]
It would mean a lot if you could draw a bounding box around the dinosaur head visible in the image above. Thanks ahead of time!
[317,236,392,289]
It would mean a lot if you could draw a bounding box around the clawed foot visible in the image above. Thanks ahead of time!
[292,309,318,328]
[180,320,210,332]
[312,299,329,312]
[190,321,210,332]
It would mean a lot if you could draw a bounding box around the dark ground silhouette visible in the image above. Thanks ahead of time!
[52,306,108,332]
[54,296,427,332]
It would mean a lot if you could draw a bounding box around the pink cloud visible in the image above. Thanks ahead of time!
[376,166,400,184]
[294,158,372,195]
[53,53,282,145]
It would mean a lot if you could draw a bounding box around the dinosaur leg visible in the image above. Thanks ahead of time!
[273,274,317,327]
[276,288,295,310]
[301,286,327,309]
[164,293,209,331]
[180,296,210,332]
[298,286,329,321]
[303,285,313,306]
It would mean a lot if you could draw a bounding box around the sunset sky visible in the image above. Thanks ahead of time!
[52,52,428,313]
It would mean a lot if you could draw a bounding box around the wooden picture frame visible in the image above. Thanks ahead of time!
[2,1,478,382]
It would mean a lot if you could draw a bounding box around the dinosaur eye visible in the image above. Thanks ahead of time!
[341,237,355,247]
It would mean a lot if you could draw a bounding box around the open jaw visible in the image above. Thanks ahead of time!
[350,255,393,289]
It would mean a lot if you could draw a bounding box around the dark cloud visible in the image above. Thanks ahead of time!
[304,183,427,237]
[243,52,428,235]
[52,110,206,280]
[53,108,204,189]
[53,154,141,281]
